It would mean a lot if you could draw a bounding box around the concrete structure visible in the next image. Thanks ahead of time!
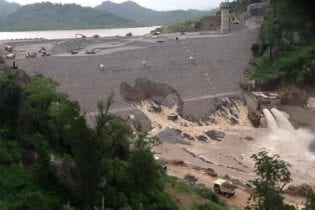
[220,1,230,34]
[11,27,259,115]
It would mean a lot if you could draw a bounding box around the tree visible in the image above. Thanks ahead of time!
[0,74,22,129]
[304,190,315,210]
[245,151,294,210]
[71,117,101,210]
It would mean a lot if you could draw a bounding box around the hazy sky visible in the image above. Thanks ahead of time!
[7,0,222,11]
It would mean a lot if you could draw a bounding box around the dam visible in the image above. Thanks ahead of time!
[3,26,259,117]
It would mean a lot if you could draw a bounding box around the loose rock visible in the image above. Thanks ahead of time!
[205,130,225,141]
[196,135,208,142]
[156,128,185,144]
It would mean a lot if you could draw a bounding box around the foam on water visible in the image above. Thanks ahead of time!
[259,108,315,184]
[263,108,279,132]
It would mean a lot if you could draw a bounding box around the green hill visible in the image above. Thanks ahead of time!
[96,1,210,26]
[248,0,315,88]
[0,2,139,32]
[0,0,20,19]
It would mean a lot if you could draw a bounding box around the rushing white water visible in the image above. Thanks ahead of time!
[259,108,315,184]
[263,108,279,132]
[271,108,295,132]
[262,108,314,148]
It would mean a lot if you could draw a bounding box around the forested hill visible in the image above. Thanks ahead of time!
[95,1,210,26]
[0,0,20,19]
[0,2,139,31]
[246,0,315,89]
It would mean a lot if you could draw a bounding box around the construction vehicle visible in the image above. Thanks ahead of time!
[75,33,87,38]
[213,179,236,197]
[4,45,13,52]
[4,53,16,59]
[85,49,96,55]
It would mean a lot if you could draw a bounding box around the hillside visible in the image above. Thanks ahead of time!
[0,2,139,32]
[245,0,315,90]
[0,0,20,19]
[0,55,229,210]
[157,14,220,34]
[96,1,210,26]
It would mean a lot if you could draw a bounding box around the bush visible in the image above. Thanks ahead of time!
[184,174,198,185]
[193,202,228,210]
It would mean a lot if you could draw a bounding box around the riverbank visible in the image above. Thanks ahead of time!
[0,26,159,41]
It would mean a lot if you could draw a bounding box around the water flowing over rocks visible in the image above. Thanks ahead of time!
[258,107,315,185]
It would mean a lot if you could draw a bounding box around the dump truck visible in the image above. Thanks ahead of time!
[213,179,236,197]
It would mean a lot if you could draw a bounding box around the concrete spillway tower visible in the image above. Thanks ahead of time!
[220,1,230,34]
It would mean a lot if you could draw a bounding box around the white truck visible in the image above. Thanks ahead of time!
[213,179,236,197]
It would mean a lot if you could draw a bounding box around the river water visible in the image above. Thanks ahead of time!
[0,26,159,41]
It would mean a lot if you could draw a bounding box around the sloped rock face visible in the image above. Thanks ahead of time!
[180,93,244,123]
[244,93,261,127]
[280,88,309,106]
[114,109,153,132]
[120,78,183,107]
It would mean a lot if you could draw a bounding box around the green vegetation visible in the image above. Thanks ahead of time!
[253,43,315,84]
[0,0,211,31]
[304,191,315,210]
[245,151,294,210]
[0,0,19,20]
[250,0,315,87]
[165,176,228,210]
[0,2,138,32]
[0,68,180,209]
[96,1,210,26]
[229,0,255,15]
[246,151,315,210]
[0,63,227,209]
[157,14,219,34]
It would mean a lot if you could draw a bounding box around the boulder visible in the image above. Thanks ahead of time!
[245,136,254,141]
[117,110,152,133]
[153,95,178,107]
[307,97,315,111]
[172,159,186,166]
[156,128,185,144]
[196,135,208,142]
[149,104,162,113]
[120,78,182,107]
[205,130,225,141]
[167,114,178,122]
[182,133,195,141]
[205,168,218,177]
